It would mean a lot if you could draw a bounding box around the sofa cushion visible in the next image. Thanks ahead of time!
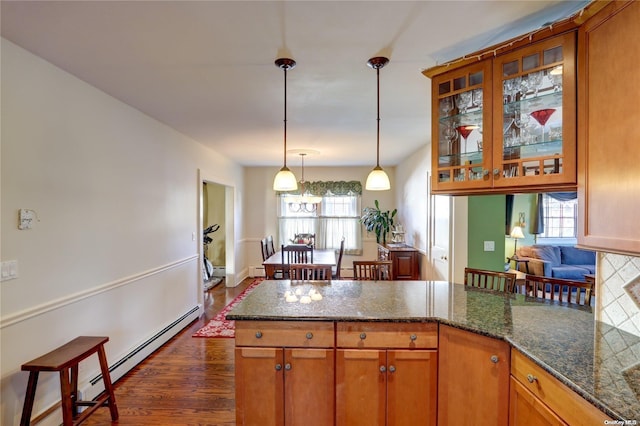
[551,265,591,280]
[532,245,562,266]
[560,246,596,266]
[572,264,596,274]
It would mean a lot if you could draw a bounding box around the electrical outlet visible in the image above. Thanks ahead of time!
[1,260,18,281]
[483,241,495,252]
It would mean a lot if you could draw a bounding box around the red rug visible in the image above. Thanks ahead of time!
[193,278,263,338]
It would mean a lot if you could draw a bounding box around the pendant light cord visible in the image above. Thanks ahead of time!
[283,65,288,168]
[376,66,381,167]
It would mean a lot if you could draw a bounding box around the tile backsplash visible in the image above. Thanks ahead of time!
[598,252,640,338]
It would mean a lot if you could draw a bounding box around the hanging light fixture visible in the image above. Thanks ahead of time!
[288,152,322,213]
[273,58,298,191]
[365,56,391,191]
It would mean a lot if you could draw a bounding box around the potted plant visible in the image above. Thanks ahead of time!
[360,200,397,244]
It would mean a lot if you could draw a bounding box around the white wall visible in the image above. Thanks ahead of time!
[0,39,244,425]
[243,165,396,273]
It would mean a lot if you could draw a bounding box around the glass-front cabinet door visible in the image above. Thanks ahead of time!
[431,60,492,192]
[492,32,576,189]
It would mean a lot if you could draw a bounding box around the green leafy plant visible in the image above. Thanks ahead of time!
[360,200,397,244]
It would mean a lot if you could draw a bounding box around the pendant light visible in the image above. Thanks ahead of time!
[273,58,298,191]
[365,56,391,191]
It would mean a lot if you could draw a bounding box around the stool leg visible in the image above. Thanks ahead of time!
[59,368,74,426]
[20,371,39,426]
[70,363,79,418]
[97,345,119,420]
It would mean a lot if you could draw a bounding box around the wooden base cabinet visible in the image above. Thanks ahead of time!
[377,244,420,280]
[336,322,438,426]
[437,325,510,425]
[235,321,335,426]
[510,350,611,426]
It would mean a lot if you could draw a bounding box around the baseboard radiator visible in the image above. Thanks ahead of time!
[83,305,201,400]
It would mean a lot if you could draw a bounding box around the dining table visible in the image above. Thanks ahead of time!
[262,248,337,279]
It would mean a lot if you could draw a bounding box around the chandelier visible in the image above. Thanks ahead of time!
[288,152,322,213]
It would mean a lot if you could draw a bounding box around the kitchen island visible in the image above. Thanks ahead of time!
[227,280,639,424]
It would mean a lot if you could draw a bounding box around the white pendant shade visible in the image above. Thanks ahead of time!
[365,166,391,191]
[273,167,298,191]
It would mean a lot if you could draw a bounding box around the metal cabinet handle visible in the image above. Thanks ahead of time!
[255,331,263,339]
[379,365,386,373]
[285,363,292,371]
[306,332,313,340]
[490,355,499,364]
[275,363,282,371]
[483,169,489,177]
[359,332,367,340]
[527,374,538,383]
[389,365,396,373]
[410,334,417,341]
[493,168,500,176]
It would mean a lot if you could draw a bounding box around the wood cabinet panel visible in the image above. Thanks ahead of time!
[511,350,611,425]
[235,321,334,348]
[437,325,510,425]
[577,0,640,254]
[336,322,438,349]
[510,377,567,426]
[377,244,420,280]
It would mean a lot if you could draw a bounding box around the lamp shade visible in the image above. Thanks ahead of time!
[273,166,298,191]
[366,166,391,191]
[510,226,525,239]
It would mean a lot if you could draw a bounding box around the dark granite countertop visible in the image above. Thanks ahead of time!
[227,280,640,421]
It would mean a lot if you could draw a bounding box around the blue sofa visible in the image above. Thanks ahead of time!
[515,245,596,281]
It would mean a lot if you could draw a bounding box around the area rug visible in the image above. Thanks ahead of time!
[193,278,263,338]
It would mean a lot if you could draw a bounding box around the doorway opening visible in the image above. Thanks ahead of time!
[202,181,226,290]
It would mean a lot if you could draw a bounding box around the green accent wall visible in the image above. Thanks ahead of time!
[467,195,506,272]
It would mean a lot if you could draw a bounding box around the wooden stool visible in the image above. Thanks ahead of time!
[21,336,119,426]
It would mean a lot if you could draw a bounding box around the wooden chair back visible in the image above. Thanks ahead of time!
[523,274,594,306]
[353,260,393,281]
[260,238,270,261]
[464,268,517,293]
[333,237,345,280]
[289,264,332,281]
[281,244,314,264]
[266,235,276,257]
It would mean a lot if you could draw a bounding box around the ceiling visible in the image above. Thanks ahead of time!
[1,1,588,167]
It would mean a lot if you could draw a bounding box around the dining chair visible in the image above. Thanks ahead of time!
[352,260,393,281]
[463,267,517,293]
[523,274,594,306]
[289,264,332,281]
[281,244,314,264]
[266,235,276,257]
[332,237,345,280]
[260,238,270,261]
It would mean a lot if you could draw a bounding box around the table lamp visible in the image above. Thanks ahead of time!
[510,226,525,257]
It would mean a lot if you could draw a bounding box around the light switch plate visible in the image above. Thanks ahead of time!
[18,209,35,230]
[1,260,18,281]
[483,241,495,251]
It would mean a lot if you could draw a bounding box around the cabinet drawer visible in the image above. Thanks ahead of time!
[511,350,611,425]
[337,322,437,349]
[235,321,334,348]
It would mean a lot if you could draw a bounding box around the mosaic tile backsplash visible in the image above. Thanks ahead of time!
[598,252,640,338]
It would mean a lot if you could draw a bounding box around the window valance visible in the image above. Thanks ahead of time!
[278,180,362,196]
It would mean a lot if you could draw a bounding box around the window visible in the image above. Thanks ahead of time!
[537,193,577,244]
[277,181,362,255]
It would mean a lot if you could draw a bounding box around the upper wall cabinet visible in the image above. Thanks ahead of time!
[429,32,577,195]
[577,0,640,255]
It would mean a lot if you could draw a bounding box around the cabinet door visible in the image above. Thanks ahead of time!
[284,349,334,426]
[431,59,493,193]
[387,350,437,426]
[493,32,576,190]
[577,0,640,254]
[393,251,418,279]
[437,325,510,425]
[509,377,567,426]
[336,349,386,426]
[235,347,284,426]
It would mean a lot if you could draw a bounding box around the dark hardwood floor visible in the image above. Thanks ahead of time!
[82,277,255,425]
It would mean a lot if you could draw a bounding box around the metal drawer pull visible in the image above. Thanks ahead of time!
[410,334,417,341]
[275,364,282,371]
[306,332,313,340]
[285,363,292,371]
[255,331,263,339]
[490,355,499,363]
[527,374,538,383]
[360,332,367,340]
[389,365,396,373]
[379,366,386,373]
